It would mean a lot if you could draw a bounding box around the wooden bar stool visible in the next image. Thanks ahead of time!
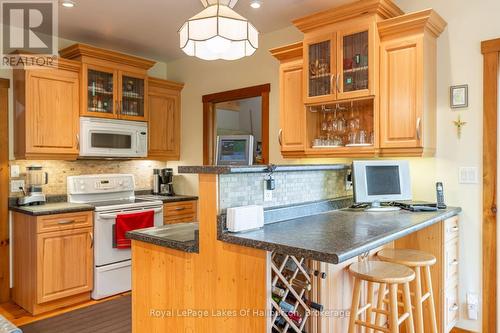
[377,249,438,333]
[348,261,415,333]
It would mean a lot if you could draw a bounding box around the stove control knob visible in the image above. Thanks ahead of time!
[119,180,124,186]
[80,185,85,190]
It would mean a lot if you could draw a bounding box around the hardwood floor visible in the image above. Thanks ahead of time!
[0,292,130,327]
[450,327,476,333]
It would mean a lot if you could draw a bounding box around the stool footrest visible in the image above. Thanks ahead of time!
[356,303,373,316]
[398,312,410,325]
[355,319,390,333]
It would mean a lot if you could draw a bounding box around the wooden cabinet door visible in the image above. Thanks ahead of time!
[380,37,423,149]
[336,23,375,100]
[81,63,117,119]
[118,71,148,121]
[148,89,180,160]
[279,59,306,153]
[303,34,337,104]
[36,227,93,304]
[26,69,79,156]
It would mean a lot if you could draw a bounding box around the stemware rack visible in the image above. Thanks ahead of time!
[271,252,323,333]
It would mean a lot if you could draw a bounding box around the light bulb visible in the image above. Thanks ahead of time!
[61,0,76,8]
[250,0,262,9]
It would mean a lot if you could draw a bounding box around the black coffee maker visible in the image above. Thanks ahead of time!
[153,168,175,196]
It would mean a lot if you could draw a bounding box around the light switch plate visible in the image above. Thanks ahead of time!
[467,292,479,320]
[10,180,25,193]
[459,167,478,184]
[10,165,20,178]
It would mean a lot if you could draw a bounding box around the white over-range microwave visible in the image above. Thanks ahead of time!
[79,117,148,158]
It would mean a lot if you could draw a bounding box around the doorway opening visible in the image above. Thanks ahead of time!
[202,84,270,165]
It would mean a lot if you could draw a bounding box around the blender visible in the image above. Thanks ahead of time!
[17,165,48,206]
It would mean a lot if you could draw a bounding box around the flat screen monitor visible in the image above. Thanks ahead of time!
[352,160,412,211]
[216,135,254,166]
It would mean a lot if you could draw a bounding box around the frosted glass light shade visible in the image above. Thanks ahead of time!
[179,3,259,61]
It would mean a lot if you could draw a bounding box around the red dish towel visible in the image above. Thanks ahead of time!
[115,210,154,249]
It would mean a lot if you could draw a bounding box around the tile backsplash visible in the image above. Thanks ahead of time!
[219,169,352,211]
[9,160,167,196]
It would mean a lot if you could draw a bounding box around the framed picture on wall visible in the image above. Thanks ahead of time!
[450,84,469,109]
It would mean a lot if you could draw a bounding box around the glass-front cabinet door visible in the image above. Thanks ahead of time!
[84,66,117,118]
[119,72,147,121]
[337,28,372,99]
[303,34,336,104]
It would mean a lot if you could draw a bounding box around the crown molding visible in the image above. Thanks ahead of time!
[292,0,404,33]
[378,9,447,39]
[59,43,156,70]
[269,42,303,61]
[482,38,500,54]
[148,77,185,91]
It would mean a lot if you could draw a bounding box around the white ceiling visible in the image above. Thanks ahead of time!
[58,0,353,62]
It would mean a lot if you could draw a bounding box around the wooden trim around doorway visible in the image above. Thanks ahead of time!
[0,78,10,303]
[202,84,271,165]
[482,38,499,333]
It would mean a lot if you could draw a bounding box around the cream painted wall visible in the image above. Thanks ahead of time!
[167,1,500,330]
[0,37,168,160]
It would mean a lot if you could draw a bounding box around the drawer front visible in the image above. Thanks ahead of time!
[444,216,459,242]
[164,201,197,218]
[445,284,459,331]
[164,214,197,225]
[444,238,459,281]
[37,211,93,233]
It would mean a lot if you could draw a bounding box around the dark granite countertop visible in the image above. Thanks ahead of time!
[9,191,197,216]
[178,164,349,174]
[9,202,95,216]
[135,194,198,203]
[219,207,461,264]
[127,222,199,253]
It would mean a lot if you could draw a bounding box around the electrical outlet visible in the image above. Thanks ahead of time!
[10,180,25,193]
[459,167,478,184]
[345,170,353,191]
[467,292,479,320]
[10,165,20,178]
[264,189,273,202]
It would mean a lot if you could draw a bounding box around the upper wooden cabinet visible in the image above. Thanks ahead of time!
[378,10,446,156]
[271,43,307,156]
[272,0,446,158]
[147,77,184,160]
[60,44,155,122]
[14,59,81,160]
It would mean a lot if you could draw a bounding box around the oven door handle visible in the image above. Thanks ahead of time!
[99,208,163,220]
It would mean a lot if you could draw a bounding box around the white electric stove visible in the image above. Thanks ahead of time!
[68,174,163,300]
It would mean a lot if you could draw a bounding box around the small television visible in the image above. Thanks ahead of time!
[352,160,412,211]
[216,135,254,166]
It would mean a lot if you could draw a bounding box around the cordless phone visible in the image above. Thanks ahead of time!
[436,182,447,209]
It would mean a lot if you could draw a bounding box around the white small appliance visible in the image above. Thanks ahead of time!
[215,135,254,166]
[68,174,163,300]
[352,160,412,212]
[226,205,264,232]
[79,117,148,158]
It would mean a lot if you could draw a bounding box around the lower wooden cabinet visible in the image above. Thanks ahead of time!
[309,216,459,333]
[147,77,184,160]
[12,211,93,315]
[163,200,198,224]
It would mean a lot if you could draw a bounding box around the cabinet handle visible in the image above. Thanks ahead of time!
[336,74,340,93]
[330,74,335,94]
[57,219,75,225]
[449,304,459,312]
[89,232,94,248]
[416,117,422,140]
[76,134,80,150]
[175,207,186,211]
[278,129,283,146]
[448,226,459,233]
[449,259,459,266]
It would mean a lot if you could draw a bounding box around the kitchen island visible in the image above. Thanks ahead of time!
[129,165,461,333]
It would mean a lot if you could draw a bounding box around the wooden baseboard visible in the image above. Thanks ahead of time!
[450,327,477,333]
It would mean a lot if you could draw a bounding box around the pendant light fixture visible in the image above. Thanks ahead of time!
[179,0,259,61]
